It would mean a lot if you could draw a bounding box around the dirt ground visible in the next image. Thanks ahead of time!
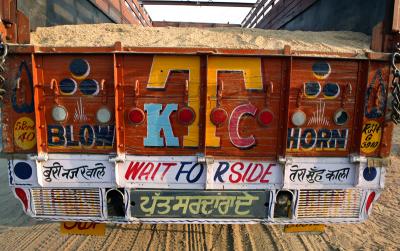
[0,129,399,251]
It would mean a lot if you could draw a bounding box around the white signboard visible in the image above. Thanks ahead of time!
[284,157,356,189]
[207,160,282,189]
[117,156,283,189]
[37,154,115,187]
[117,156,206,189]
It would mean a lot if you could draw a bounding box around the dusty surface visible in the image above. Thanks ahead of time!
[0,128,398,250]
[30,24,371,56]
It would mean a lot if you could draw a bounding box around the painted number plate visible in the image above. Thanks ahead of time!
[131,190,269,218]
[60,222,106,236]
[284,224,325,233]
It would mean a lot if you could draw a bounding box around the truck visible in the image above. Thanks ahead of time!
[1,0,399,226]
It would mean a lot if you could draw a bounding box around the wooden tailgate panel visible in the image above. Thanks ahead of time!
[37,55,115,154]
[205,57,284,158]
[119,55,203,156]
[286,59,360,157]
[1,54,36,153]
[5,52,390,160]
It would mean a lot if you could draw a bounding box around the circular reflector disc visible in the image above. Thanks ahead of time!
[52,106,68,122]
[291,110,306,127]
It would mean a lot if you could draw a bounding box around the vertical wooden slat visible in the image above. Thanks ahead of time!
[114,52,125,155]
[280,57,292,158]
[32,54,47,154]
[352,60,370,155]
[200,55,208,155]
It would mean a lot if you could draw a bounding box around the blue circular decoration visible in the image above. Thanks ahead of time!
[363,167,377,181]
[79,79,99,95]
[312,61,331,79]
[334,109,348,125]
[323,82,340,98]
[304,82,321,98]
[59,78,77,95]
[14,162,32,180]
[69,59,90,79]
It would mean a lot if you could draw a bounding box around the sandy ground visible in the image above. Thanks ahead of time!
[0,130,398,250]
[29,24,371,57]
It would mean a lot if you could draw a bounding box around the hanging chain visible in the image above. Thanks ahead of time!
[0,33,8,102]
[391,42,400,124]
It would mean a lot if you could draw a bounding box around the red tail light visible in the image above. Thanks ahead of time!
[128,108,145,124]
[258,109,274,126]
[210,108,228,126]
[177,107,195,125]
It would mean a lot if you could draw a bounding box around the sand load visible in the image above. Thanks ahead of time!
[30,23,371,56]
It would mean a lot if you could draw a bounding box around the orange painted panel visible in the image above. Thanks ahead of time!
[286,59,360,157]
[38,55,115,154]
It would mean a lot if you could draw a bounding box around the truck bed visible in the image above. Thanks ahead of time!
[29,24,371,57]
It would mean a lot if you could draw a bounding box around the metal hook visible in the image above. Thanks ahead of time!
[217,79,224,106]
[50,79,59,104]
[16,77,21,90]
[264,81,274,107]
[134,80,140,97]
[100,79,106,91]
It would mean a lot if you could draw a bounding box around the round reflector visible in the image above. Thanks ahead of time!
[14,162,33,180]
[258,109,274,126]
[210,108,228,126]
[69,58,90,80]
[96,107,112,124]
[52,106,68,122]
[304,82,321,98]
[177,107,195,125]
[323,82,340,99]
[59,78,77,95]
[79,79,99,96]
[291,110,306,127]
[312,61,331,80]
[128,108,145,124]
[333,109,348,125]
[363,167,377,181]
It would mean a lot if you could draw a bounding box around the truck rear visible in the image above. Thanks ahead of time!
[0,4,397,225]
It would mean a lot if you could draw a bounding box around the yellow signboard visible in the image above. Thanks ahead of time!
[60,222,105,236]
[13,117,36,150]
[360,120,382,154]
[284,224,325,234]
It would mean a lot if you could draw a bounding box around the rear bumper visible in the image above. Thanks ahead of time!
[8,154,386,224]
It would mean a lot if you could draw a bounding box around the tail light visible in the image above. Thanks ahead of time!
[210,108,228,126]
[177,107,195,125]
[128,107,145,125]
[258,109,274,126]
